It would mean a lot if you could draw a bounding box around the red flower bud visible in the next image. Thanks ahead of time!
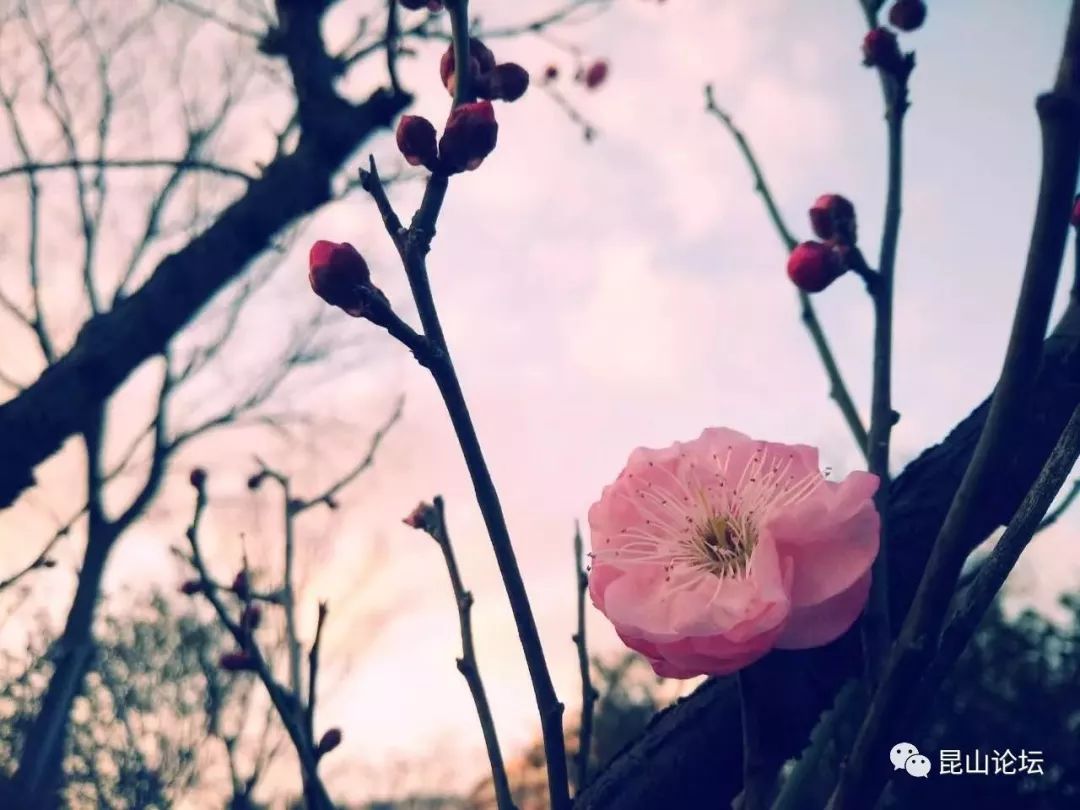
[439,101,498,173]
[308,240,372,317]
[888,0,926,32]
[189,468,207,489]
[403,502,435,530]
[317,728,343,756]
[232,570,250,600]
[862,27,903,72]
[396,115,439,171]
[543,65,559,82]
[1072,195,1080,228]
[246,473,264,491]
[180,579,203,596]
[808,194,857,246]
[219,650,257,672]
[241,603,262,630]
[440,38,496,95]
[484,63,530,102]
[582,60,609,90]
[787,241,845,293]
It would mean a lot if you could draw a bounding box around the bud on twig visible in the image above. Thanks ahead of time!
[440,38,497,96]
[189,468,207,489]
[543,64,559,83]
[809,194,857,246]
[317,728,343,757]
[888,0,927,32]
[439,101,499,173]
[787,241,845,293]
[241,603,262,631]
[219,650,257,672]
[481,63,530,102]
[180,579,203,596]
[396,115,439,171]
[309,241,387,318]
[232,570,250,600]
[582,60,609,90]
[403,502,437,532]
[862,27,904,73]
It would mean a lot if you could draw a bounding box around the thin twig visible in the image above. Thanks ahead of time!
[929,404,1080,692]
[543,84,598,142]
[385,0,403,95]
[357,12,571,801]
[0,524,68,593]
[282,477,303,700]
[307,600,328,741]
[861,41,914,692]
[291,396,405,515]
[184,482,335,810]
[409,497,516,810]
[572,521,597,793]
[0,157,254,183]
[827,3,1080,806]
[703,85,869,458]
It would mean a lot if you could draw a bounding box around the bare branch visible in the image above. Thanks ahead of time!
[703,85,869,459]
[291,395,405,515]
[0,523,68,594]
[0,82,54,362]
[406,497,515,810]
[112,355,174,534]
[166,0,266,40]
[0,157,255,184]
[1037,476,1080,530]
[828,3,1080,806]
[183,481,335,810]
[922,404,1080,714]
[572,521,597,793]
[354,7,572,801]
[306,600,328,740]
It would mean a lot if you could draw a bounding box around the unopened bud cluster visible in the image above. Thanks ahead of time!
[397,38,528,175]
[787,194,859,294]
[862,1,924,76]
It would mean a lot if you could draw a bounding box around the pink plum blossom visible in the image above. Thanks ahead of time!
[588,428,880,678]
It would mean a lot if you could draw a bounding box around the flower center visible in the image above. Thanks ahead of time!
[691,513,754,578]
[591,442,826,589]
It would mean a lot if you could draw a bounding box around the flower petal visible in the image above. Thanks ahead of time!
[774,570,872,649]
[765,471,880,607]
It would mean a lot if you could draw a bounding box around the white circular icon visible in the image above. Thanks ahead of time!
[890,742,920,771]
[905,754,932,778]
